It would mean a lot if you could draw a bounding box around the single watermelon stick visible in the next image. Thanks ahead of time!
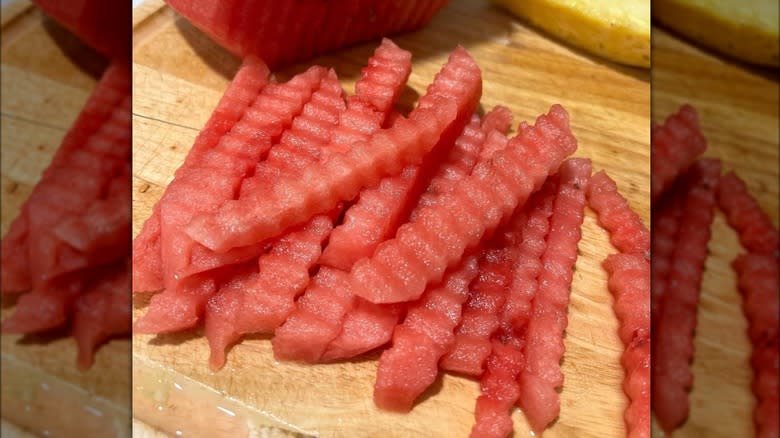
[1,61,130,294]
[733,253,779,438]
[518,158,591,433]
[469,179,556,438]
[72,260,131,370]
[603,254,651,438]
[650,181,685,331]
[587,171,650,257]
[348,105,577,305]
[274,119,509,364]
[651,104,707,200]
[717,172,779,255]
[132,56,271,293]
[134,71,342,335]
[324,110,513,365]
[164,0,449,68]
[185,45,483,253]
[205,41,413,369]
[652,158,720,433]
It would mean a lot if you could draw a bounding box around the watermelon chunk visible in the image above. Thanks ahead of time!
[519,157,591,432]
[132,55,271,293]
[33,0,130,58]
[587,170,650,257]
[348,105,577,304]
[164,0,449,68]
[649,181,685,330]
[717,171,779,255]
[652,158,720,433]
[651,104,707,200]
[184,45,482,252]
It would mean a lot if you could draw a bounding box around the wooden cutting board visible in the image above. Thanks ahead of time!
[0,1,131,437]
[651,27,779,438]
[131,1,650,436]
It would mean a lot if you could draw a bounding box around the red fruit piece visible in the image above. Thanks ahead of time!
[587,170,650,257]
[651,104,707,200]
[717,171,779,255]
[652,158,720,433]
[350,105,577,304]
[185,45,483,252]
[650,182,685,330]
[164,0,449,68]
[519,157,591,433]
[603,253,651,438]
[132,55,271,293]
[733,252,779,438]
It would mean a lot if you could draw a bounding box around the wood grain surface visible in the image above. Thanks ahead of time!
[651,27,779,438]
[0,2,131,436]
[131,1,650,437]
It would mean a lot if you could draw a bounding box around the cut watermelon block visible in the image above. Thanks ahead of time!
[652,158,720,433]
[72,260,131,370]
[132,271,219,334]
[587,170,650,257]
[519,157,591,432]
[603,253,651,438]
[651,104,707,200]
[132,55,271,292]
[164,1,449,68]
[185,45,482,253]
[471,342,525,438]
[717,171,779,255]
[349,104,577,304]
[33,0,130,58]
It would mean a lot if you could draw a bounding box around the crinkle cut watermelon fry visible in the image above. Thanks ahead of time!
[135,69,343,335]
[650,182,684,331]
[321,108,513,363]
[468,179,556,438]
[164,0,450,69]
[349,105,578,305]
[184,45,482,253]
[587,170,650,257]
[132,56,271,293]
[518,157,591,433]
[652,158,720,434]
[204,41,411,368]
[717,171,779,255]
[651,104,707,200]
[159,65,325,292]
[276,109,512,364]
[733,253,780,438]
[603,253,651,438]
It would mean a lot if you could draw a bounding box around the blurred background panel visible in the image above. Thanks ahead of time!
[1,1,131,437]
[651,0,778,436]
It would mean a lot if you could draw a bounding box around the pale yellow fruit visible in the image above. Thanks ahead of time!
[491,0,650,68]
[653,0,779,67]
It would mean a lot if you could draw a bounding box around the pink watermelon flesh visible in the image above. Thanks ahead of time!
[603,253,651,438]
[164,0,449,69]
[322,108,512,364]
[652,159,720,434]
[348,104,577,304]
[33,0,130,58]
[374,255,479,412]
[651,104,707,200]
[135,69,344,335]
[587,170,650,257]
[519,157,591,432]
[471,343,525,438]
[72,260,131,370]
[650,178,685,330]
[184,45,482,253]
[717,171,779,255]
[132,55,271,293]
